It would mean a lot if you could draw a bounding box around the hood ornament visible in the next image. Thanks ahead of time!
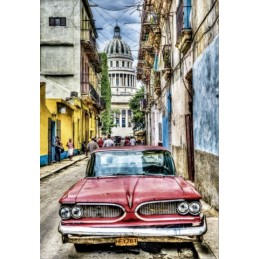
[127,194,133,208]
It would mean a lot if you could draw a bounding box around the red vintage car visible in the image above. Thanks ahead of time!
[58,146,207,252]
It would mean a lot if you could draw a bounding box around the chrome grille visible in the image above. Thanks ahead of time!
[138,202,177,215]
[83,205,123,218]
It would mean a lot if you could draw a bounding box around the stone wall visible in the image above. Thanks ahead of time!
[194,150,219,210]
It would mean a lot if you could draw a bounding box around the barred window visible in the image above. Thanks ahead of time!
[49,17,66,26]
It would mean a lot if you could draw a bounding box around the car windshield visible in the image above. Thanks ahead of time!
[88,150,176,177]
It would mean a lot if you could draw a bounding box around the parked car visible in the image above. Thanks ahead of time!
[58,146,207,252]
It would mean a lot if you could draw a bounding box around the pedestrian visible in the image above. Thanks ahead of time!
[54,136,63,163]
[66,138,74,160]
[97,137,103,147]
[87,137,99,156]
[81,141,86,155]
[102,134,115,147]
[130,136,136,146]
[124,137,131,146]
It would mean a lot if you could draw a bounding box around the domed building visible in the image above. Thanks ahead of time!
[104,26,137,137]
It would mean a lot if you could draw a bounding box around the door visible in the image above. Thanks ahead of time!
[185,114,195,181]
[48,118,55,164]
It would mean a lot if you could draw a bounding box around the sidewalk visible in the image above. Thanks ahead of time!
[40,153,88,180]
[40,156,218,258]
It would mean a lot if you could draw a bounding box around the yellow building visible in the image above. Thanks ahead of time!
[41,82,101,166]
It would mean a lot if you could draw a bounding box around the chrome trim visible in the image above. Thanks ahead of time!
[135,199,184,221]
[71,205,84,219]
[189,201,201,215]
[59,206,72,220]
[177,201,189,215]
[76,203,125,211]
[58,215,207,237]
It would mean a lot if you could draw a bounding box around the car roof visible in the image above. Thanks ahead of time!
[92,145,169,153]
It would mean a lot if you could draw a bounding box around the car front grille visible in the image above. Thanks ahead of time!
[82,205,124,218]
[138,201,178,215]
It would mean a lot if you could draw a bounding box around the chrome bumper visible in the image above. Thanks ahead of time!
[58,216,207,238]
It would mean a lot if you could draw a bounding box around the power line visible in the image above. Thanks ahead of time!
[89,0,140,12]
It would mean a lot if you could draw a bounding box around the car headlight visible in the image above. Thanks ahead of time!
[177,201,189,215]
[71,205,84,219]
[59,206,72,219]
[189,201,201,215]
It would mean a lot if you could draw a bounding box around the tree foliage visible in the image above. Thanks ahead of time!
[99,53,112,134]
[129,86,145,130]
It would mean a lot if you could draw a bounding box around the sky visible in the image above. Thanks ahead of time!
[89,0,143,68]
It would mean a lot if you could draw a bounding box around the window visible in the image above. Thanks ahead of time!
[116,61,119,67]
[122,61,125,67]
[116,117,119,126]
[176,0,192,39]
[49,17,66,26]
[128,110,132,127]
[110,61,113,67]
[122,110,126,127]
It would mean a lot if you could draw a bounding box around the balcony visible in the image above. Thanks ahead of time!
[81,74,105,110]
[175,0,192,54]
[81,31,102,73]
[154,72,161,96]
[162,45,171,69]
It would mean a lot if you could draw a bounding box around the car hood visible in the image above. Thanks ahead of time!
[59,176,201,210]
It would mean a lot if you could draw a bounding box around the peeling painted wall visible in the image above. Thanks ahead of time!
[193,36,219,155]
[192,36,219,209]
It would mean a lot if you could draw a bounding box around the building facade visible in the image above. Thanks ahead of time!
[137,0,219,209]
[104,26,137,137]
[40,0,104,165]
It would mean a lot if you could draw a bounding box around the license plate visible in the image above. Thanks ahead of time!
[115,237,138,246]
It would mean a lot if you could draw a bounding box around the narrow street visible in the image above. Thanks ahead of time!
[40,159,212,259]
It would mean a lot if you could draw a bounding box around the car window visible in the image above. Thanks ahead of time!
[91,150,176,177]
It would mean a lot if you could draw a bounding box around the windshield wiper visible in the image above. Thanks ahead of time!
[137,173,166,176]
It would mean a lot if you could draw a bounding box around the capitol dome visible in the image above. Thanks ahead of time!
[104,26,133,60]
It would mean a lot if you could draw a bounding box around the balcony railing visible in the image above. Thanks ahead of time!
[81,73,105,110]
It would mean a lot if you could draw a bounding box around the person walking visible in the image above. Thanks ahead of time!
[124,137,131,146]
[87,137,99,156]
[130,136,136,146]
[97,137,103,147]
[102,134,115,147]
[81,141,86,155]
[66,138,74,160]
[54,136,63,163]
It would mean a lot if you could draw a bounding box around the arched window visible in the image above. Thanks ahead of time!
[110,61,113,67]
[128,110,132,127]
[121,110,126,128]
[116,113,119,126]
[116,61,119,67]
[122,61,124,67]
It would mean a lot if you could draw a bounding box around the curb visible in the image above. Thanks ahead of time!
[40,156,87,180]
[193,242,217,259]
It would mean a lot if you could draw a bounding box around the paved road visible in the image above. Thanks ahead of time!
[40,159,207,259]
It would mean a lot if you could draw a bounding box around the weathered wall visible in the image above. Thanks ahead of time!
[194,150,219,210]
[193,36,219,155]
[40,83,52,166]
[172,145,188,179]
[40,0,81,97]
[193,36,219,209]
